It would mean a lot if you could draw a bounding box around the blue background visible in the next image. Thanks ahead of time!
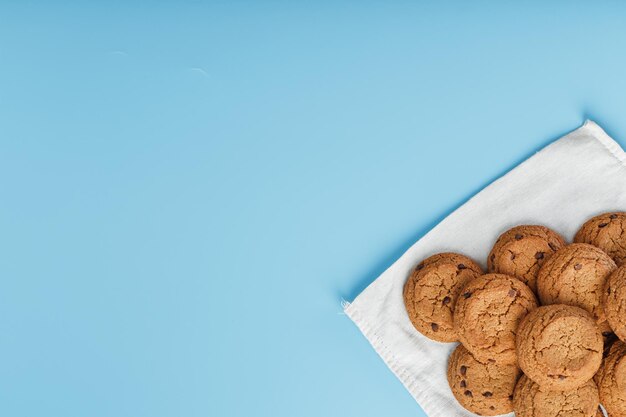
[2,2,626,416]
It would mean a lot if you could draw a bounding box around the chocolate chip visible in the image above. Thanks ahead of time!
[510,253,516,260]
[574,263,582,270]
[460,365,467,375]
[482,392,493,397]
[608,287,612,295]
[458,263,466,270]
[549,242,557,251]
[559,375,567,380]
[610,214,618,219]
[442,296,451,305]
[464,390,473,397]
[508,289,517,298]
[535,252,544,260]
[416,263,424,270]
[431,323,439,332]
[515,234,523,240]
[508,395,513,400]
[599,223,608,228]
[460,380,466,388]
[488,359,496,363]
[463,292,472,299]
[490,406,495,410]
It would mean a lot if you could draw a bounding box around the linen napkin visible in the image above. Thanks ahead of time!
[344,121,621,417]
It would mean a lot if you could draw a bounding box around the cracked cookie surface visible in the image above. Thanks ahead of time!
[403,253,483,342]
[537,243,616,323]
[453,273,538,364]
[516,304,603,391]
[575,212,626,266]
[513,374,599,417]
[488,225,566,294]
[603,265,626,343]
[447,344,520,416]
[595,340,626,417]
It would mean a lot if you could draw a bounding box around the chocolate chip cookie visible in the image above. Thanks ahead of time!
[403,253,483,342]
[575,212,626,266]
[603,265,626,342]
[595,340,626,417]
[447,344,520,416]
[488,225,566,293]
[537,243,616,323]
[453,274,538,364]
[516,304,603,391]
[513,374,599,417]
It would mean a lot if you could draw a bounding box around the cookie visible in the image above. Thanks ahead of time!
[597,338,623,384]
[603,265,626,342]
[513,374,599,417]
[447,344,520,416]
[403,253,483,342]
[537,243,616,323]
[575,212,626,266]
[516,304,603,391]
[488,225,566,293]
[595,340,626,417]
[453,274,538,364]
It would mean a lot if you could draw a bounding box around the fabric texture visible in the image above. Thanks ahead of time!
[344,121,620,417]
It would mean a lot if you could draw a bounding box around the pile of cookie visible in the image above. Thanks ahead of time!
[403,212,626,417]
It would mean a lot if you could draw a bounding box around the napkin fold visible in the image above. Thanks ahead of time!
[344,121,622,417]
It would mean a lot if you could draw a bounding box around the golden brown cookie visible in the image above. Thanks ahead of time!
[488,225,566,293]
[516,304,603,391]
[603,266,626,342]
[403,253,483,342]
[447,344,520,416]
[537,243,617,323]
[597,339,623,386]
[453,274,538,364]
[575,212,626,266]
[513,374,599,417]
[595,340,626,417]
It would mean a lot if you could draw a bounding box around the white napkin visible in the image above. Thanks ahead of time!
[344,121,622,417]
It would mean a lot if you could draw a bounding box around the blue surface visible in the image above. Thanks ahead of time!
[3,2,626,416]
